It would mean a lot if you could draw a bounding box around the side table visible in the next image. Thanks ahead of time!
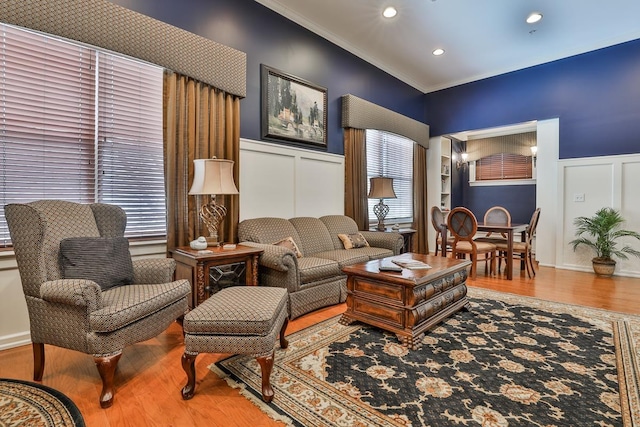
[371,227,417,253]
[170,245,263,308]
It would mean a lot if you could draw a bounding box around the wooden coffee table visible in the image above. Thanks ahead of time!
[340,253,471,349]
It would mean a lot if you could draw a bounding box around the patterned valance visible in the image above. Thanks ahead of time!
[341,94,430,148]
[0,0,246,98]
[466,132,537,162]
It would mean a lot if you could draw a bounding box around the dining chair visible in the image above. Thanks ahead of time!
[430,206,455,256]
[495,208,541,278]
[475,206,511,243]
[447,207,496,279]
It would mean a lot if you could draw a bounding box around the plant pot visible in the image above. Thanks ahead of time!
[592,258,616,277]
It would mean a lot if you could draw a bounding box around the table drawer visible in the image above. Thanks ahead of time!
[352,277,403,304]
[352,298,404,329]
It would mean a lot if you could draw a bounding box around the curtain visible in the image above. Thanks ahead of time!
[412,143,429,254]
[163,71,241,249]
[344,128,369,230]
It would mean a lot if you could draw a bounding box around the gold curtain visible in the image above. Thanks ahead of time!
[343,128,369,230]
[412,143,429,254]
[163,71,241,249]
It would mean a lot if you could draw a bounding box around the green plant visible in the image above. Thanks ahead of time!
[569,207,640,261]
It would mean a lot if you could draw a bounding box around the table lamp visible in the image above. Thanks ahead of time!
[368,176,396,231]
[188,158,239,246]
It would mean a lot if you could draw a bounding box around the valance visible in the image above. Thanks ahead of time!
[341,94,429,148]
[0,0,246,97]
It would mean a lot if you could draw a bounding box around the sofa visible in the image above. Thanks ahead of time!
[238,215,404,319]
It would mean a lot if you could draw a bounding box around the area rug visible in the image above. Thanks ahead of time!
[0,378,86,427]
[214,288,640,426]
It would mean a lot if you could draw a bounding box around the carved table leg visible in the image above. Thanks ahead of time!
[339,314,355,326]
[181,352,198,400]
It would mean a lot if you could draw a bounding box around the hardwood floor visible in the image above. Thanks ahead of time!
[1,262,638,426]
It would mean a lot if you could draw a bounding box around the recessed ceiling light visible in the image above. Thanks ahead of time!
[432,48,445,56]
[526,12,543,24]
[382,6,397,18]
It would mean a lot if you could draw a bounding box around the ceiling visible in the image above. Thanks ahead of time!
[255,0,640,94]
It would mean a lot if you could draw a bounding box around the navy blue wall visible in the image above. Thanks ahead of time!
[427,38,640,222]
[111,0,425,155]
[425,39,640,160]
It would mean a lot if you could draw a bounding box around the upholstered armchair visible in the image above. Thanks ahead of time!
[5,200,191,408]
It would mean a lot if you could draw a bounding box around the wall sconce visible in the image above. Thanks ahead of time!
[530,145,538,167]
[454,152,468,170]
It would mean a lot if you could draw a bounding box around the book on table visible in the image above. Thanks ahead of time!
[392,259,432,270]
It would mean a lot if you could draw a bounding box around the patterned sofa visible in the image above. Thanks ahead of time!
[238,215,404,319]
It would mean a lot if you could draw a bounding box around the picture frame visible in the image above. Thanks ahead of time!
[261,64,327,149]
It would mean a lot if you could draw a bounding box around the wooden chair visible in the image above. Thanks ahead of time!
[447,207,496,279]
[495,208,540,279]
[475,206,511,243]
[430,206,454,256]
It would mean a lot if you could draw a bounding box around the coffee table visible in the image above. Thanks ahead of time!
[340,253,471,349]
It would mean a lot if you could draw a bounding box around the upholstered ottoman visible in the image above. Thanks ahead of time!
[180,286,289,403]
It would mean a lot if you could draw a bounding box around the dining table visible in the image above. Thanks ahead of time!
[438,222,527,280]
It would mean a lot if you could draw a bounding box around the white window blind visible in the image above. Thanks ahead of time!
[0,24,165,246]
[97,53,165,237]
[366,129,414,224]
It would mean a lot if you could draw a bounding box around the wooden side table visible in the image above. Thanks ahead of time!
[371,227,417,253]
[170,245,263,308]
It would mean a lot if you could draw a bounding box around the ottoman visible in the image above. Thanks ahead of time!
[180,286,289,403]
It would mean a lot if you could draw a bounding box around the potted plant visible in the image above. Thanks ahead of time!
[569,207,640,276]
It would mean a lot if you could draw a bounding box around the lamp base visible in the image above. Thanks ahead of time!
[205,236,221,247]
[373,199,390,232]
[200,196,227,247]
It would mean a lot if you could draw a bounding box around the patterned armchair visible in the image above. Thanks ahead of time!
[5,200,191,408]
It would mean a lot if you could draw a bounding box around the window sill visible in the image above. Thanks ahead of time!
[469,179,536,187]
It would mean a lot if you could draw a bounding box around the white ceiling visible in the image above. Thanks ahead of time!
[255,0,640,94]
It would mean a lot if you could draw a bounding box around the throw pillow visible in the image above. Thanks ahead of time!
[272,236,303,258]
[59,236,134,290]
[338,232,370,249]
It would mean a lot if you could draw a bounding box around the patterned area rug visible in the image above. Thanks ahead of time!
[0,378,85,427]
[214,288,640,427]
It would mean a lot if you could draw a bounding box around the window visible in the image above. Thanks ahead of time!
[0,24,165,246]
[475,153,533,181]
[366,130,414,224]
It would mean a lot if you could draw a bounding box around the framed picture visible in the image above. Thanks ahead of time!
[261,65,327,148]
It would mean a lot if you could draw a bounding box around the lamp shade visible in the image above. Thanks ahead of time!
[368,177,396,199]
[188,158,239,195]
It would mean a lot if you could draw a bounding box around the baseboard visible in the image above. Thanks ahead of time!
[0,331,31,351]
[556,264,640,278]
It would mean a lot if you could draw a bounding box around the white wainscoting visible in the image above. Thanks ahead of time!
[556,154,640,277]
[239,139,345,220]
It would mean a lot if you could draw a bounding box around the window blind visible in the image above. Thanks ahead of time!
[0,24,165,246]
[366,130,414,224]
[97,53,166,238]
[476,153,532,180]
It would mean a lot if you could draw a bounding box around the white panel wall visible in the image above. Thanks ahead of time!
[239,139,345,220]
[535,119,559,267]
[557,154,640,276]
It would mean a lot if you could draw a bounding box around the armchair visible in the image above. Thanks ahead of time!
[5,200,191,408]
